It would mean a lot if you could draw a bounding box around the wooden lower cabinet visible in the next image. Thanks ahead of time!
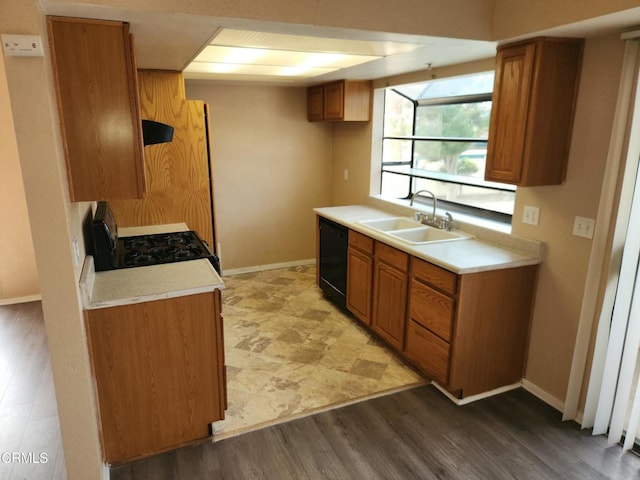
[371,242,409,351]
[324,221,539,400]
[406,257,538,398]
[85,291,226,464]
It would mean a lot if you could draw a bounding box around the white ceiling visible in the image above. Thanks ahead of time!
[39,1,640,86]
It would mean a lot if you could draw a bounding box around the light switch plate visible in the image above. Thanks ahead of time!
[522,205,540,226]
[72,236,81,266]
[573,216,595,239]
[2,34,44,57]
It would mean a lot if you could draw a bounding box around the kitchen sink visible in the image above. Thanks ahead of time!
[358,217,472,245]
[358,217,423,231]
[388,226,471,244]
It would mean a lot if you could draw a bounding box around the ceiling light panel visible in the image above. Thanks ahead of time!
[185,62,339,78]
[213,29,425,56]
[184,28,427,81]
[193,45,380,68]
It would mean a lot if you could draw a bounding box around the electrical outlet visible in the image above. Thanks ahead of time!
[522,205,540,226]
[573,216,595,239]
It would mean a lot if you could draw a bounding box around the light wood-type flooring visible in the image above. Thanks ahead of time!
[0,301,66,480]
[4,272,640,479]
[112,385,640,479]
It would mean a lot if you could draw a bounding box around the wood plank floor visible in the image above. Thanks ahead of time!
[4,300,640,480]
[0,301,66,480]
[112,385,640,479]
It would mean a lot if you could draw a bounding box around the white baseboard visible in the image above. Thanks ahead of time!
[222,258,315,277]
[431,379,567,413]
[432,381,522,405]
[522,378,565,413]
[0,294,42,306]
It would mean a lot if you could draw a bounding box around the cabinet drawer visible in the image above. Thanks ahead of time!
[375,242,409,272]
[349,230,374,255]
[409,280,454,342]
[412,257,457,296]
[405,320,450,385]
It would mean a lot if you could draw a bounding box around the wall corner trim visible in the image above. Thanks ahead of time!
[522,378,565,413]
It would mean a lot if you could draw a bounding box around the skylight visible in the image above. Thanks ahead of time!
[394,71,495,101]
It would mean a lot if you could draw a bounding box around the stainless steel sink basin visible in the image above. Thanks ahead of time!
[358,217,472,245]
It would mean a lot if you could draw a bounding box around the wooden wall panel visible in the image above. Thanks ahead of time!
[110,71,214,248]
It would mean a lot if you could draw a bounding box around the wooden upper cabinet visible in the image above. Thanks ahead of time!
[48,16,145,202]
[485,37,584,186]
[307,85,324,121]
[323,81,346,119]
[307,80,372,122]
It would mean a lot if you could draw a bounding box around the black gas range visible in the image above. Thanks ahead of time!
[91,201,220,273]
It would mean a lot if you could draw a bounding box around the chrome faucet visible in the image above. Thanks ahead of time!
[410,190,453,231]
[410,189,437,219]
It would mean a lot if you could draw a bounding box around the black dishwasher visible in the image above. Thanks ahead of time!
[318,217,348,308]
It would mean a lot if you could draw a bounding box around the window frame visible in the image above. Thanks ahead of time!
[380,85,515,224]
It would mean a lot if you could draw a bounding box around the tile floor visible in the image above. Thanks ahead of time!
[212,264,426,440]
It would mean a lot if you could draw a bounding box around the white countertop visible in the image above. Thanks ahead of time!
[314,205,542,274]
[80,223,224,310]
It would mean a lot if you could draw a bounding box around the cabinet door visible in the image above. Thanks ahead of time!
[48,16,145,201]
[323,81,345,120]
[307,85,324,121]
[347,247,373,325]
[85,293,225,463]
[372,261,408,351]
[485,42,535,184]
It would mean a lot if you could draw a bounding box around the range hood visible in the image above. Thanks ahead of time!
[141,119,174,146]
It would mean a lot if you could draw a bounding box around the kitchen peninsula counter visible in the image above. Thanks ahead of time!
[80,223,224,309]
[80,223,227,463]
[314,205,543,274]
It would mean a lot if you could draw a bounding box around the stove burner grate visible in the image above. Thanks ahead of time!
[117,231,213,268]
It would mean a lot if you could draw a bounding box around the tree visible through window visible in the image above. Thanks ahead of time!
[381,72,515,222]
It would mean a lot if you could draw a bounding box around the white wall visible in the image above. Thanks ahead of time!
[185,82,333,271]
[512,34,625,404]
[0,53,39,303]
[0,2,103,479]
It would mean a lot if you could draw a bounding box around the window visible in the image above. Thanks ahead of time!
[380,72,515,223]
